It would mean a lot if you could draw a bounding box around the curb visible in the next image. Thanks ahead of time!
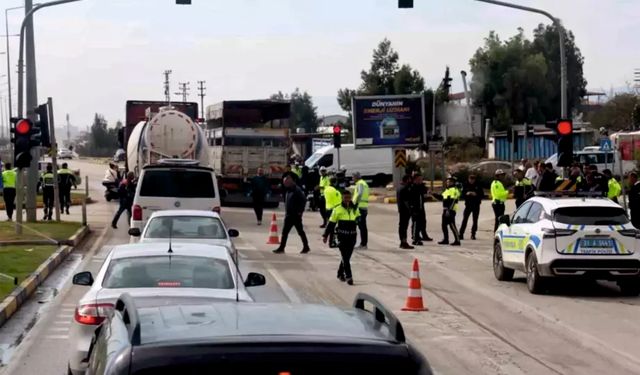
[0,225,90,328]
[0,197,93,210]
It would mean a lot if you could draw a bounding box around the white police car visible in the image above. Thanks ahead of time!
[493,194,640,295]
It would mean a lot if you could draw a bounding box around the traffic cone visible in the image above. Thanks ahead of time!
[266,213,280,245]
[402,258,428,312]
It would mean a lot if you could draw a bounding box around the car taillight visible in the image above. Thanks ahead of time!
[618,229,640,238]
[212,206,221,213]
[133,204,142,221]
[543,228,576,238]
[74,303,114,325]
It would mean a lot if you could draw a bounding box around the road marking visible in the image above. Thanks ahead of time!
[44,335,68,340]
[56,313,74,319]
[54,320,71,325]
[48,327,69,332]
[266,266,302,303]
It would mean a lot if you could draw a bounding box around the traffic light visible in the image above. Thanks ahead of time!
[556,119,573,167]
[11,118,34,169]
[34,103,51,147]
[398,0,413,8]
[333,125,341,149]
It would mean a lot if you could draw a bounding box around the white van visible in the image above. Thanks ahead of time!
[305,144,393,186]
[130,160,221,231]
[545,148,635,176]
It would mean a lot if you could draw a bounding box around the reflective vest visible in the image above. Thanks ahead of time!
[324,185,342,210]
[42,172,55,187]
[352,179,370,209]
[608,178,622,199]
[329,204,360,236]
[291,165,302,178]
[490,180,508,203]
[442,186,461,212]
[319,175,330,196]
[514,177,533,200]
[2,169,16,189]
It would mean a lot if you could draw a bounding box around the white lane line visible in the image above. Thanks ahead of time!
[48,327,69,332]
[57,314,74,319]
[266,266,302,304]
[60,308,75,313]
[61,303,76,307]
[54,320,72,325]
[45,335,69,340]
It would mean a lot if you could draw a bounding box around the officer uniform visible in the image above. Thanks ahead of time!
[459,178,483,240]
[2,167,17,220]
[58,167,76,214]
[318,173,330,227]
[514,177,534,208]
[42,170,55,220]
[323,184,342,247]
[607,177,622,204]
[324,201,360,285]
[410,182,431,245]
[491,175,508,231]
[291,165,302,178]
[438,181,461,245]
[352,177,369,248]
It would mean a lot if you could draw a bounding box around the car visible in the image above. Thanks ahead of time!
[130,160,221,232]
[58,148,74,159]
[468,160,513,177]
[113,148,125,162]
[84,293,433,375]
[67,242,265,375]
[128,210,239,256]
[493,193,640,295]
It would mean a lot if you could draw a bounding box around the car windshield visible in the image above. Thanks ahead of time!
[553,206,629,225]
[140,169,215,198]
[103,256,234,289]
[145,216,226,239]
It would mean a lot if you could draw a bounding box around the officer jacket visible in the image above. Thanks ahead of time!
[490,180,508,203]
[353,179,370,209]
[607,178,622,200]
[42,172,55,188]
[514,177,534,201]
[2,169,16,189]
[441,186,461,212]
[58,168,76,188]
[324,185,342,210]
[462,182,483,207]
[318,175,330,195]
[324,203,360,238]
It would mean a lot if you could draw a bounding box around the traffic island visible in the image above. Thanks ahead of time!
[0,223,89,328]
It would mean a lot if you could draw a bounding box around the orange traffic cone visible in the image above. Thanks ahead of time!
[402,258,428,311]
[266,213,280,245]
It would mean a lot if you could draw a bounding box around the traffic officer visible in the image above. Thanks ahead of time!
[323,177,342,248]
[2,163,17,221]
[436,176,461,246]
[317,167,330,228]
[513,167,534,208]
[628,172,640,228]
[459,173,483,240]
[352,172,369,249]
[397,174,414,249]
[58,163,76,215]
[291,162,302,179]
[42,164,55,221]
[603,169,621,204]
[323,189,359,285]
[491,169,508,231]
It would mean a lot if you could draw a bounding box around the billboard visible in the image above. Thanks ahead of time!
[352,94,426,148]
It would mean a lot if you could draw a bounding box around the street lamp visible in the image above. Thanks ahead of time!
[5,5,25,121]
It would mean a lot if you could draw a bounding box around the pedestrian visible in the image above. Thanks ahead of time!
[58,163,76,215]
[602,169,621,204]
[513,167,534,208]
[111,172,136,229]
[273,175,311,254]
[317,167,330,228]
[410,173,432,246]
[628,172,640,228]
[459,173,483,240]
[250,167,269,225]
[436,176,461,246]
[568,164,585,191]
[538,163,558,192]
[323,177,342,248]
[41,164,55,221]
[323,189,359,285]
[352,171,370,249]
[525,161,540,187]
[2,163,17,221]
[491,169,508,232]
[397,174,414,249]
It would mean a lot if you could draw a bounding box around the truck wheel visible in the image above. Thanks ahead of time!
[526,252,547,294]
[493,242,514,281]
[618,280,640,296]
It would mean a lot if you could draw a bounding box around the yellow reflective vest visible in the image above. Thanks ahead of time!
[2,169,17,189]
[608,178,622,199]
[329,204,360,236]
[352,179,370,209]
[319,175,330,196]
[442,186,461,212]
[491,180,508,203]
[324,185,342,210]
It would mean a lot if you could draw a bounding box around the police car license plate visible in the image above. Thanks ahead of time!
[577,238,615,254]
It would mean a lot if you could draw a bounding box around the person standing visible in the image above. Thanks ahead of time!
[273,175,311,254]
[323,177,342,248]
[525,161,540,187]
[410,173,432,246]
[538,163,558,192]
[323,189,359,285]
[397,174,414,249]
[41,164,55,221]
[603,169,621,204]
[58,163,77,215]
[628,172,640,228]
[459,174,483,240]
[352,172,369,249]
[436,176,461,246]
[2,163,17,221]
[111,172,137,229]
[317,167,330,228]
[491,169,508,232]
[513,168,534,208]
[250,168,269,225]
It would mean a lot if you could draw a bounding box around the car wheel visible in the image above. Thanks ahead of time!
[493,242,514,281]
[526,252,546,294]
[618,280,640,296]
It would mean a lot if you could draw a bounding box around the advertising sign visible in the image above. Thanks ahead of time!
[352,94,426,149]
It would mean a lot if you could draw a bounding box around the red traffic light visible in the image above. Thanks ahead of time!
[556,120,572,136]
[333,125,341,134]
[16,119,32,135]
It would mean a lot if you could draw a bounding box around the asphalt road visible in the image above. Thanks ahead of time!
[2,159,640,374]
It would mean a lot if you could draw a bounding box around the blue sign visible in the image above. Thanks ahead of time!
[599,138,612,152]
[352,95,426,149]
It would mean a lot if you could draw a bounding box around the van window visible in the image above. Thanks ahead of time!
[140,170,215,198]
[317,154,334,168]
[576,152,614,165]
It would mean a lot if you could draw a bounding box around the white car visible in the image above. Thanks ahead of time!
[129,210,239,256]
[67,242,265,375]
[57,148,74,159]
[493,195,640,295]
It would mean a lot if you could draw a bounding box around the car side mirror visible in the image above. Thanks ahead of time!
[228,229,239,238]
[73,271,94,286]
[244,272,266,287]
[128,228,141,237]
[499,215,511,226]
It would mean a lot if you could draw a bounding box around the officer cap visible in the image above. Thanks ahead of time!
[495,169,505,175]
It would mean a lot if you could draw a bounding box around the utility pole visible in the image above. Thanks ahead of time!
[66,113,71,146]
[175,82,190,103]
[24,0,39,222]
[197,80,206,119]
[163,69,172,105]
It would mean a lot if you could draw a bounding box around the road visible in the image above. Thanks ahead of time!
[2,159,640,374]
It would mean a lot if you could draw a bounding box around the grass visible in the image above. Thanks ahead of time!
[0,221,82,242]
[0,245,58,300]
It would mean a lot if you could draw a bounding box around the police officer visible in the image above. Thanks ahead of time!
[459,173,483,240]
[352,172,369,249]
[602,169,621,204]
[42,164,55,221]
[410,173,432,245]
[323,177,342,248]
[291,162,302,179]
[513,167,534,208]
[491,169,508,231]
[397,174,414,249]
[58,163,76,215]
[323,189,359,285]
[317,167,330,228]
[436,176,461,246]
[2,163,17,221]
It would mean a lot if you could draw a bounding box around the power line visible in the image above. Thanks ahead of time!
[197,80,206,119]
[163,69,172,104]
[175,81,190,103]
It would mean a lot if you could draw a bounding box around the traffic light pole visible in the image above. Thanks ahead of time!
[48,97,60,221]
[15,170,22,234]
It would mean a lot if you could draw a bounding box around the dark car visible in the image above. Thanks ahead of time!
[85,293,433,375]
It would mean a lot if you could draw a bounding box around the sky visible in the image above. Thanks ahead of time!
[1,0,638,129]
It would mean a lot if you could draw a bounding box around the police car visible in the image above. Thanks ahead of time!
[493,193,640,295]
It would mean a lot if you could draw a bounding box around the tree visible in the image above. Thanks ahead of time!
[589,93,640,130]
[270,88,319,132]
[77,113,120,156]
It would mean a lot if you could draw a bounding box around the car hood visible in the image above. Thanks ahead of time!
[93,287,253,304]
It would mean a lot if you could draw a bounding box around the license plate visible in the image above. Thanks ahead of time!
[578,238,615,254]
